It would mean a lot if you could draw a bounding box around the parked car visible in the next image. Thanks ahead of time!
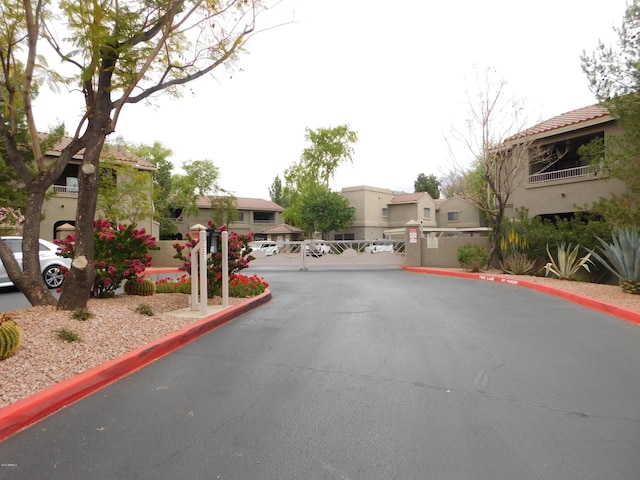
[0,236,72,289]
[364,240,394,254]
[305,241,330,257]
[248,241,279,256]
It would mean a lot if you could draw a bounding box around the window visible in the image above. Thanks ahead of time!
[232,212,245,222]
[253,211,275,222]
[423,207,431,219]
[381,208,389,217]
[335,233,355,241]
[447,211,459,222]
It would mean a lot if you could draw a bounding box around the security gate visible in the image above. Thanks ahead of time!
[248,240,406,270]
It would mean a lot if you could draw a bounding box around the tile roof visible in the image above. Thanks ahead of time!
[261,223,302,234]
[43,135,156,170]
[390,192,430,204]
[509,104,611,141]
[196,196,284,211]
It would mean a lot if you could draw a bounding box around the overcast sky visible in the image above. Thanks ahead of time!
[35,0,629,199]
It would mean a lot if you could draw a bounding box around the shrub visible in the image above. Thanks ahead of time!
[134,303,155,316]
[173,221,254,298]
[155,274,191,294]
[457,244,489,272]
[55,328,81,343]
[72,308,94,321]
[499,229,537,275]
[544,243,594,280]
[57,220,158,298]
[228,274,269,297]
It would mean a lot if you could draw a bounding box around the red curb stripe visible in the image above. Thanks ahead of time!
[403,266,640,326]
[0,290,272,443]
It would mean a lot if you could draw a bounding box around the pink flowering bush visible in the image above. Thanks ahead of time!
[173,220,255,298]
[57,220,158,298]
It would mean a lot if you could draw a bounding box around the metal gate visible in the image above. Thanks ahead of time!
[248,240,406,270]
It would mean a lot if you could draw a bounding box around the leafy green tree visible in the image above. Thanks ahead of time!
[414,173,440,198]
[170,159,222,218]
[284,125,358,225]
[97,158,154,225]
[299,186,355,239]
[0,0,270,310]
[210,195,239,226]
[268,175,288,208]
[581,0,640,227]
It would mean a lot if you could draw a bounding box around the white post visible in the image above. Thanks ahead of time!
[222,230,229,307]
[189,224,209,315]
[199,228,207,316]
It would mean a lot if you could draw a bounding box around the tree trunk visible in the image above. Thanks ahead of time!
[57,136,104,311]
[0,189,58,306]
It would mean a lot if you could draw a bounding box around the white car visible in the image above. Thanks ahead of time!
[305,241,330,257]
[0,236,72,289]
[248,241,279,256]
[364,240,394,254]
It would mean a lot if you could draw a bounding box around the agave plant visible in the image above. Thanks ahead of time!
[590,227,640,294]
[544,242,593,280]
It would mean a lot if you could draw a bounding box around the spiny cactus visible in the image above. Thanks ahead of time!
[591,227,640,294]
[0,312,21,360]
[124,276,156,296]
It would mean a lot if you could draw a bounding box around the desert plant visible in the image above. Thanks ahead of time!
[55,328,81,343]
[155,274,191,294]
[590,227,640,294]
[134,303,155,316]
[499,229,537,275]
[544,243,593,280]
[0,312,21,360]
[72,308,94,321]
[124,276,156,296]
[457,244,489,272]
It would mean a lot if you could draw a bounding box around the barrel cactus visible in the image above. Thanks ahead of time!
[124,276,156,296]
[0,313,21,360]
[591,227,640,294]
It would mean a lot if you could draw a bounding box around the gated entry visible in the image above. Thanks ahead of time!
[248,240,406,269]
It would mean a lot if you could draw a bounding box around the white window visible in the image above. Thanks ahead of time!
[382,208,389,217]
[423,207,431,219]
[447,211,459,222]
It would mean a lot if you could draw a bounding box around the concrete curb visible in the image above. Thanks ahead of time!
[403,267,640,326]
[0,289,272,442]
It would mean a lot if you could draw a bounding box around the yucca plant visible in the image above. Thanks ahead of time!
[590,227,640,294]
[544,242,593,280]
[0,312,21,360]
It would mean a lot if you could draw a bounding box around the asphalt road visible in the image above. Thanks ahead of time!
[1,268,639,479]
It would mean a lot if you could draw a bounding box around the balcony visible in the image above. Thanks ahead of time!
[53,185,79,195]
[529,163,602,184]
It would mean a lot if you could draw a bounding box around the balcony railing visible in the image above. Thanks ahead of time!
[53,185,79,194]
[528,163,602,184]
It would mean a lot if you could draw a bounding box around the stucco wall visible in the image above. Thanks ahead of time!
[420,236,490,268]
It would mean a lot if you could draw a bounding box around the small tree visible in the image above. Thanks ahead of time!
[283,125,358,226]
[299,186,355,239]
[414,173,440,199]
[581,0,640,226]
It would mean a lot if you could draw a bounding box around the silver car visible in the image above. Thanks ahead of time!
[0,236,72,289]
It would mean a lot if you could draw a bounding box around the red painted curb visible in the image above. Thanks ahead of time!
[403,266,640,326]
[0,290,272,443]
